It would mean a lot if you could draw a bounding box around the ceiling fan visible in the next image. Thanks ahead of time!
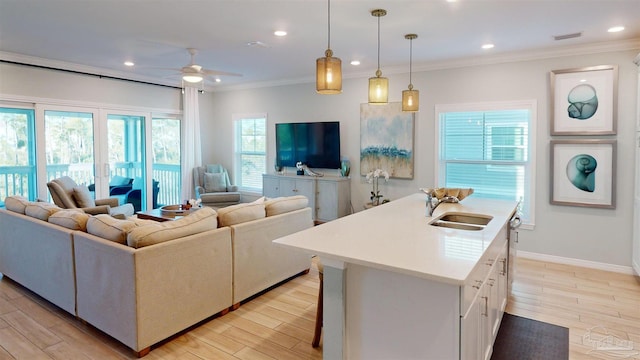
[177,48,242,83]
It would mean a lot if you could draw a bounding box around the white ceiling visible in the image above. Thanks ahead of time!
[1,0,639,90]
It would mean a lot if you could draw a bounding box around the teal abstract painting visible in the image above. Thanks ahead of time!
[360,102,414,179]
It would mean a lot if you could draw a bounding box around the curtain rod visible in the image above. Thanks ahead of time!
[1,59,183,90]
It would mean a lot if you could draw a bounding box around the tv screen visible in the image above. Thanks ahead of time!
[276,121,341,169]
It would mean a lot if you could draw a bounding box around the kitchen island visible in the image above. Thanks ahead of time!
[274,193,518,360]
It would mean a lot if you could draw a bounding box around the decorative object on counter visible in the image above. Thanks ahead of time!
[550,139,616,208]
[160,203,201,216]
[340,158,351,177]
[274,161,283,174]
[360,102,414,179]
[550,65,618,135]
[366,168,390,206]
[421,187,474,201]
[296,161,324,177]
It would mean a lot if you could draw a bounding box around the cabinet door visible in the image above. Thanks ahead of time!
[460,297,482,360]
[317,180,338,221]
[262,176,280,198]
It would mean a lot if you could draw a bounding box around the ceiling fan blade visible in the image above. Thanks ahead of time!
[202,69,243,77]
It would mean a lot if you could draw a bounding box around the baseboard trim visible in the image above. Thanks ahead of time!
[517,251,635,275]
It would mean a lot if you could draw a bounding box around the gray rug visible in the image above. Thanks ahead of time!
[491,313,569,360]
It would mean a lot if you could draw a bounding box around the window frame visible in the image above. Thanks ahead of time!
[435,100,536,229]
[233,113,267,194]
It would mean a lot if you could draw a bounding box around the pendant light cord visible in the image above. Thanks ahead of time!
[377,15,381,71]
[327,0,331,49]
[409,37,413,85]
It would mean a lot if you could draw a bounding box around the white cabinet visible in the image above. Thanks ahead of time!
[262,174,350,222]
[460,226,509,360]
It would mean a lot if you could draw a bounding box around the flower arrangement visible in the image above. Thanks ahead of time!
[366,169,390,206]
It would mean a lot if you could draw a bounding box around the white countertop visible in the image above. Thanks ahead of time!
[274,193,518,285]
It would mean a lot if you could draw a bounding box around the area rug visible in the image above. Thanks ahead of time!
[491,313,569,360]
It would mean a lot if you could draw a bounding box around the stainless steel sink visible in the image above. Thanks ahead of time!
[438,213,492,226]
[429,212,493,231]
[430,221,485,231]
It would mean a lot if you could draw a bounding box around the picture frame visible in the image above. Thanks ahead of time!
[360,102,415,179]
[550,65,618,135]
[550,140,616,209]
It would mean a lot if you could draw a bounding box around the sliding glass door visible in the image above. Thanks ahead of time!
[0,107,36,206]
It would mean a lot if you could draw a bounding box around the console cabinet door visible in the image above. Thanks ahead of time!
[263,176,280,198]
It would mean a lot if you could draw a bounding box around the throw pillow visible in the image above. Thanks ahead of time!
[127,207,218,248]
[87,214,138,244]
[217,202,265,227]
[204,172,227,193]
[265,195,309,217]
[48,209,90,231]
[25,202,61,221]
[73,186,96,208]
[4,195,31,214]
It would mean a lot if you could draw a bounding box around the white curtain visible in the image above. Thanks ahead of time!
[181,86,202,202]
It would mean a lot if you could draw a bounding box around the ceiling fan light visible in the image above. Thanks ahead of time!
[317,49,342,94]
[182,74,203,83]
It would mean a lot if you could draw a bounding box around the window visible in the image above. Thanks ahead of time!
[436,101,536,225]
[234,114,267,192]
[0,107,36,206]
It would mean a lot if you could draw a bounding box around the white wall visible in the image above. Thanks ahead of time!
[1,49,638,267]
[202,49,639,267]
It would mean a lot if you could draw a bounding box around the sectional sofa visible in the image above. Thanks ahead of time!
[0,195,313,357]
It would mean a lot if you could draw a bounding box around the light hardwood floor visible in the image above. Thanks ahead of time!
[0,257,638,359]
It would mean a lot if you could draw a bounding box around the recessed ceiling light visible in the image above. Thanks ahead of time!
[481,43,494,50]
[350,60,361,66]
[215,78,221,83]
[608,26,625,33]
[124,61,135,66]
[274,30,287,37]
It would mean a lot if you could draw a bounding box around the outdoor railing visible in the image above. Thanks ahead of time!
[0,163,181,208]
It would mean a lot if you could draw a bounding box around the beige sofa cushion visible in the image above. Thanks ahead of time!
[87,214,139,244]
[73,185,96,207]
[127,207,218,248]
[48,209,90,230]
[25,202,61,221]
[217,201,265,227]
[265,195,309,216]
[4,195,31,214]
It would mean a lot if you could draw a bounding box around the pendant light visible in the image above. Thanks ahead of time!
[368,9,388,104]
[316,0,342,94]
[402,34,419,112]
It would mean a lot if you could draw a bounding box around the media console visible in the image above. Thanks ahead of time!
[263,173,351,222]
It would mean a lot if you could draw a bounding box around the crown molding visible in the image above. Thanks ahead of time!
[3,38,639,93]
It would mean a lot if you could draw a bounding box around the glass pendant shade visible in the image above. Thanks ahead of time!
[402,87,419,112]
[369,70,389,104]
[402,33,419,112]
[316,49,342,94]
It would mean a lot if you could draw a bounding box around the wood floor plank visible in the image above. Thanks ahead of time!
[1,256,638,359]
[0,310,62,349]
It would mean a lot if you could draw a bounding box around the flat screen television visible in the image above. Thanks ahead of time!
[275,121,341,169]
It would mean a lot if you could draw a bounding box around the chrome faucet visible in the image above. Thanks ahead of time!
[421,188,460,217]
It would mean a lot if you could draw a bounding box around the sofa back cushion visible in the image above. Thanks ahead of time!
[25,202,61,221]
[87,214,139,244]
[217,201,265,227]
[49,209,90,231]
[127,207,218,248]
[265,195,309,217]
[4,195,31,214]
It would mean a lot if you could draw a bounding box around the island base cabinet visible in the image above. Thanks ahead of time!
[344,263,461,360]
